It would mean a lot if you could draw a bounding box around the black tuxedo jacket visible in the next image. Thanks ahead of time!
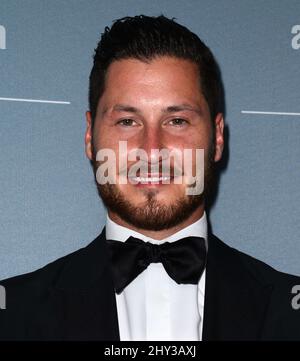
[0,228,300,340]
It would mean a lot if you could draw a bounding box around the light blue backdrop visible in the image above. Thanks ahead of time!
[0,0,299,279]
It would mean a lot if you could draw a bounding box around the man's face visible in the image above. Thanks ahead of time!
[85,56,224,231]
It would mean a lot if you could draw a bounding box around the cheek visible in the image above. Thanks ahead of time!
[180,128,213,169]
[93,123,117,150]
[180,131,211,152]
[196,124,213,150]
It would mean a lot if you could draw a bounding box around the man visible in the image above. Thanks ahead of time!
[0,15,299,341]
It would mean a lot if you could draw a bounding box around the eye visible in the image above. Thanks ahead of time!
[169,118,188,126]
[116,118,138,127]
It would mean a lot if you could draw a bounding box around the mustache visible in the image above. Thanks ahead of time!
[118,162,183,178]
[119,147,186,178]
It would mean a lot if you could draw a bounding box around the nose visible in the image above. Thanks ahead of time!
[142,125,167,164]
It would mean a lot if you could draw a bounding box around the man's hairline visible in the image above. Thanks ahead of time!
[90,54,214,125]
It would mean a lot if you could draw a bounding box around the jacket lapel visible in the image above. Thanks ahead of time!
[202,234,274,340]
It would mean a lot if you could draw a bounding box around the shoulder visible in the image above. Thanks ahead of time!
[0,247,79,339]
[209,234,300,339]
[210,233,300,286]
[231,239,300,288]
[0,230,107,311]
[0,231,108,340]
[0,245,85,311]
[230,239,300,314]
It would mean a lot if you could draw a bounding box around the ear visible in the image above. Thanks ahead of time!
[85,111,93,160]
[214,113,224,162]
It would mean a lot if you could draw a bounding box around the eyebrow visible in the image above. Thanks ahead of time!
[162,104,203,116]
[102,103,203,117]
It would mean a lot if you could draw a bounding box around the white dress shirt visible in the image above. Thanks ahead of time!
[105,212,208,341]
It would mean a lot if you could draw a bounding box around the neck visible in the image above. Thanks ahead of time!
[108,205,205,240]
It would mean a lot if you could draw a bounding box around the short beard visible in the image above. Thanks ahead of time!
[91,143,216,231]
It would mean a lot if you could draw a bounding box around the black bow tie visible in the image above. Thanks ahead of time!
[105,236,207,294]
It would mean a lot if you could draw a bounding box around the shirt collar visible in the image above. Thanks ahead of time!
[105,211,208,250]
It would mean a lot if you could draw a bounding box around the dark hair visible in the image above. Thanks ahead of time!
[89,15,223,125]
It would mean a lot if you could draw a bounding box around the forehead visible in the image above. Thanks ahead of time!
[106,55,199,77]
[99,56,206,107]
